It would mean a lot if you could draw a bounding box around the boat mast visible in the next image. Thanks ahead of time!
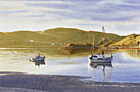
[102,26,112,57]
[93,35,94,49]
[101,27,104,50]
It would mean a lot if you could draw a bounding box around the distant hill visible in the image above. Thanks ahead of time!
[0,28,125,48]
[110,34,140,48]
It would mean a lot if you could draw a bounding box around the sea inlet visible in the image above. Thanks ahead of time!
[0,48,140,83]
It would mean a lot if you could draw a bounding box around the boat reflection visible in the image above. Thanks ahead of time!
[89,62,113,82]
[30,60,45,66]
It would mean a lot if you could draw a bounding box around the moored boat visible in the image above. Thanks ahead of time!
[89,54,112,63]
[89,26,113,64]
[29,53,45,62]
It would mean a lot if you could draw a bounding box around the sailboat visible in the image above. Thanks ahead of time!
[89,26,113,63]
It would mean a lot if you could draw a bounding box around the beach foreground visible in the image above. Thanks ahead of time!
[0,72,140,92]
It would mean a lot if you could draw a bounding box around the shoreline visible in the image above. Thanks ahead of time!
[0,72,140,92]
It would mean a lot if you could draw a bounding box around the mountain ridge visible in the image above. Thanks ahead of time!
[0,27,128,48]
[110,34,140,48]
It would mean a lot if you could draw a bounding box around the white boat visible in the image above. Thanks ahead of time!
[89,54,112,63]
[89,26,113,63]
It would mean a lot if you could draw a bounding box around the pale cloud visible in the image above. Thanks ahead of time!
[0,0,140,35]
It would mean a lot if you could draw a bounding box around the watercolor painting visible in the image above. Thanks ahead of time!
[0,0,140,92]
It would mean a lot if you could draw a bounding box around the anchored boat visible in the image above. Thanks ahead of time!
[29,53,45,62]
[89,54,112,63]
[89,26,113,63]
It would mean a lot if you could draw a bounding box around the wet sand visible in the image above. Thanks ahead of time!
[0,72,140,92]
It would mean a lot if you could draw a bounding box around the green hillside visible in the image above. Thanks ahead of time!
[0,28,125,48]
[110,34,140,48]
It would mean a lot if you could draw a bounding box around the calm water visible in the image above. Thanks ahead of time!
[0,48,140,83]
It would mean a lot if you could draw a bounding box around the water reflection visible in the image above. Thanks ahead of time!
[0,48,140,83]
[89,62,113,82]
[124,49,140,60]
[61,49,94,56]
[32,60,45,66]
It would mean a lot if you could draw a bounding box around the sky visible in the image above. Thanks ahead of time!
[0,0,140,36]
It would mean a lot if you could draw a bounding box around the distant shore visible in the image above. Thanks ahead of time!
[0,72,140,92]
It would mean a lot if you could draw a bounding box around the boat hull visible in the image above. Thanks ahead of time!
[29,57,45,62]
[33,58,45,62]
[89,57,112,63]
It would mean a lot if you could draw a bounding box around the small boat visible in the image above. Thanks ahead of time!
[89,54,112,63]
[29,53,45,62]
[89,26,113,63]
